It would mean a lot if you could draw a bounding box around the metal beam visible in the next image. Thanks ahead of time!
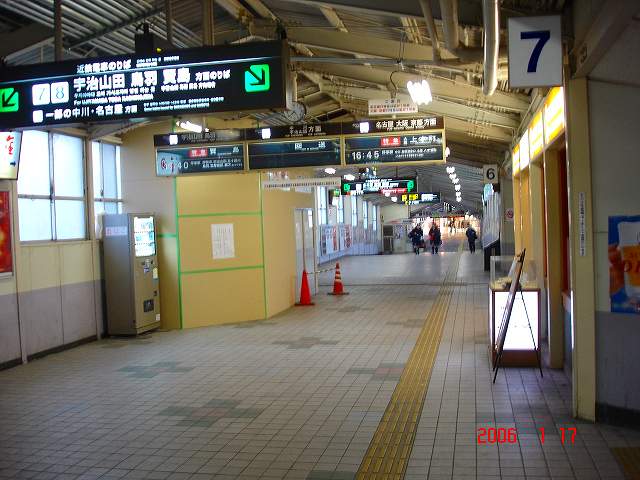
[320,6,348,32]
[66,6,163,49]
[572,0,639,78]
[296,63,529,112]
[165,0,174,45]
[54,0,62,61]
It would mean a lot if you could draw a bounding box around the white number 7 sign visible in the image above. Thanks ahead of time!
[508,15,562,88]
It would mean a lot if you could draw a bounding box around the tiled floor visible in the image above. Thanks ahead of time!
[1,250,639,480]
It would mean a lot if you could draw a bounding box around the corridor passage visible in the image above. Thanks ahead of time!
[1,251,638,480]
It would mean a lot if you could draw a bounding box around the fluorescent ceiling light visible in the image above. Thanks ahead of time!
[391,196,398,202]
[176,120,203,133]
[406,79,433,105]
[343,174,355,181]
[446,166,455,174]
[324,167,336,175]
[455,184,461,191]
[452,178,459,184]
[359,122,370,134]
[261,128,271,140]
[445,146,451,158]
[449,173,457,180]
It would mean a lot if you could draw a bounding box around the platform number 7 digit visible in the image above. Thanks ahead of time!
[521,30,551,73]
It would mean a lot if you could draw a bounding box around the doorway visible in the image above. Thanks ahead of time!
[295,208,317,297]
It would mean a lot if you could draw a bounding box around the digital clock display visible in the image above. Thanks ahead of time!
[345,133,444,165]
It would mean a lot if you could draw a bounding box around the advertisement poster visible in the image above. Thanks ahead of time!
[0,191,12,275]
[609,215,640,313]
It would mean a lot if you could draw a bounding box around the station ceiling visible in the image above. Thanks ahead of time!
[0,0,568,210]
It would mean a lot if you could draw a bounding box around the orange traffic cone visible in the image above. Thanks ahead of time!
[295,269,314,306]
[328,262,349,296]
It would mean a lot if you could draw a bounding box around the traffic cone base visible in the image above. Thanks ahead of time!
[295,269,314,306]
[328,262,349,296]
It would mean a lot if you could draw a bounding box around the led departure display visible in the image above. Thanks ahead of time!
[0,41,288,129]
[341,178,416,196]
[345,132,444,165]
[156,144,244,176]
[401,192,441,205]
[248,139,340,169]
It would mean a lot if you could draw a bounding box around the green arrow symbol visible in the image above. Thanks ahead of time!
[407,180,415,192]
[0,88,19,112]
[244,64,270,92]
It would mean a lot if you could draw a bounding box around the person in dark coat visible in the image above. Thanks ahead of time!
[428,223,442,254]
[408,225,424,255]
[466,224,478,253]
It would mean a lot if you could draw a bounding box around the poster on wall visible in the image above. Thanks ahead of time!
[0,191,12,276]
[609,216,640,313]
[211,223,235,260]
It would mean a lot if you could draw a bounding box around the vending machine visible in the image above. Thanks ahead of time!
[103,213,160,335]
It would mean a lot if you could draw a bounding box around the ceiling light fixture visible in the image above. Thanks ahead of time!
[452,178,459,184]
[324,167,336,175]
[391,196,398,202]
[449,173,457,180]
[446,166,455,174]
[176,120,203,133]
[445,146,451,158]
[455,184,461,191]
[343,174,356,181]
[406,79,433,105]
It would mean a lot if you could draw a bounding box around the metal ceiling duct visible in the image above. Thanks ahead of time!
[436,0,499,96]
[482,0,500,96]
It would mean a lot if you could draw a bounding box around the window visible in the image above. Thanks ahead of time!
[93,141,123,236]
[351,197,358,227]
[317,186,327,225]
[363,200,368,229]
[334,193,344,223]
[18,131,86,241]
[372,205,378,231]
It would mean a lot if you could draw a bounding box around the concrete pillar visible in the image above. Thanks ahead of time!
[544,149,565,368]
[529,160,547,339]
[565,78,596,421]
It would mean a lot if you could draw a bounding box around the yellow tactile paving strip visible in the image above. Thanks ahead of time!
[356,246,462,480]
[612,447,640,480]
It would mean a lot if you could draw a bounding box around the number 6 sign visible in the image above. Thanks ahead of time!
[508,15,562,88]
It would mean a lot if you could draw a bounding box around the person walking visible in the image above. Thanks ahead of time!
[428,223,442,254]
[466,224,478,253]
[408,224,423,255]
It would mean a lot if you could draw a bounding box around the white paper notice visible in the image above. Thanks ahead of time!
[211,223,235,259]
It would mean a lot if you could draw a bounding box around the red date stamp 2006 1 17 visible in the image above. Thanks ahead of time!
[477,427,577,444]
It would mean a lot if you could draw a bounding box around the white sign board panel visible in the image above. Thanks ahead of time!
[483,164,499,184]
[211,223,235,259]
[0,131,21,180]
[508,15,562,88]
[368,97,418,116]
[262,177,341,189]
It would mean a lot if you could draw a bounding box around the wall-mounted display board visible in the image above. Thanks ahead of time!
[156,144,244,176]
[0,41,288,129]
[153,116,445,175]
[402,192,440,205]
[341,178,416,196]
[345,132,444,165]
[248,138,341,170]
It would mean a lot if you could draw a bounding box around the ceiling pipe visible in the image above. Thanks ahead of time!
[482,0,499,96]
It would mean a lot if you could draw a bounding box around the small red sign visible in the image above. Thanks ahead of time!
[380,136,401,147]
[188,148,208,158]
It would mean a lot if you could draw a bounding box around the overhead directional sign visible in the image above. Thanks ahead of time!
[0,41,288,129]
[341,178,416,196]
[345,132,444,165]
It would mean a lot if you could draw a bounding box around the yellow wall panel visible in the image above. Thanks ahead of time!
[179,215,263,272]
[181,268,264,328]
[177,173,260,215]
[157,237,180,330]
[60,242,94,285]
[19,245,59,291]
[263,189,314,317]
